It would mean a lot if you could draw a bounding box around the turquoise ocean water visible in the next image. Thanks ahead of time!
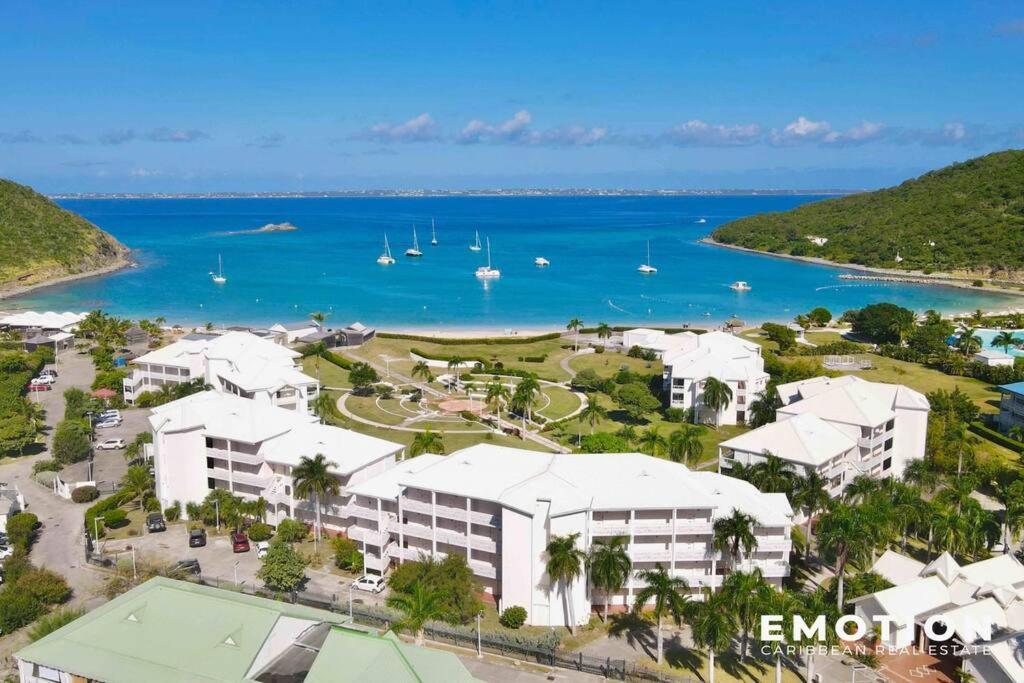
[5,196,1018,329]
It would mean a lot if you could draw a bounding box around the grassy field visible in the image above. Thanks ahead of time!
[302,355,351,389]
[535,386,582,421]
[345,395,416,426]
[348,336,575,382]
[849,355,1001,412]
[569,349,663,378]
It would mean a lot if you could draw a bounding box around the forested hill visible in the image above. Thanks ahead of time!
[0,179,129,292]
[711,150,1024,279]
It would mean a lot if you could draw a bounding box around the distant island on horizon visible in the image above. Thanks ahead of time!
[48,188,861,200]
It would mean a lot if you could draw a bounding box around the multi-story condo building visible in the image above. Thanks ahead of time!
[345,444,793,628]
[123,330,320,412]
[718,375,930,494]
[997,381,1024,434]
[662,331,770,426]
[149,391,403,528]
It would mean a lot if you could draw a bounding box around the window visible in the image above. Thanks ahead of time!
[207,477,216,489]
[884,438,893,451]
[206,457,214,469]
[883,457,892,471]
[886,419,895,431]
[736,411,746,424]
[205,437,214,448]
[737,381,746,390]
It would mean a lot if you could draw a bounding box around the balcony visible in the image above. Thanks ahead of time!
[469,559,497,579]
[348,525,389,547]
[592,520,631,536]
[756,538,792,553]
[630,547,672,562]
[400,497,499,526]
[207,467,272,489]
[207,447,264,467]
[742,559,791,578]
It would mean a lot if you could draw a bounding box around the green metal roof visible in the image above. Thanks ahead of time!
[304,628,481,683]
[15,577,345,683]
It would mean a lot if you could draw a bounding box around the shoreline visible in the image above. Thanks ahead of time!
[700,237,1024,298]
[0,255,134,302]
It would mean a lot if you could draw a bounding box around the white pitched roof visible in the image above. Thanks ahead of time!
[922,552,962,585]
[975,348,1013,360]
[871,549,927,586]
[260,422,403,475]
[720,413,856,466]
[376,444,792,523]
[663,331,766,383]
[149,391,316,444]
[0,311,86,329]
[347,455,446,500]
[776,375,928,427]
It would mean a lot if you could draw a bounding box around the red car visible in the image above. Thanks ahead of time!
[26,382,51,392]
[231,531,250,553]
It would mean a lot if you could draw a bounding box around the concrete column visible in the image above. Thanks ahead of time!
[465,498,472,564]
[627,509,635,605]
[431,491,437,555]
[397,494,405,565]
[227,440,234,493]
[671,509,677,577]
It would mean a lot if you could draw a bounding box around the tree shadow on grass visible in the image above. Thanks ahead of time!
[607,612,656,660]
[716,649,774,683]
[663,638,703,678]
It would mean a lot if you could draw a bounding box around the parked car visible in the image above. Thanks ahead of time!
[98,409,121,420]
[188,528,207,548]
[95,418,122,429]
[231,531,250,553]
[30,375,55,385]
[97,438,127,450]
[26,382,51,392]
[146,513,166,533]
[169,559,201,576]
[255,541,270,559]
[0,546,13,561]
[352,575,387,594]
[39,368,57,378]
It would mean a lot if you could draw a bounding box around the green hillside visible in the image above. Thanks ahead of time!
[712,150,1024,278]
[0,179,129,291]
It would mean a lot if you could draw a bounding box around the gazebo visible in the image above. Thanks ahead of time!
[90,388,118,405]
[725,315,745,330]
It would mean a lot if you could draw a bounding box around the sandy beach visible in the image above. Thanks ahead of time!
[700,237,1024,298]
[0,254,134,302]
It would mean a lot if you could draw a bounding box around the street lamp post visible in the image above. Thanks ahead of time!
[476,613,482,658]
[215,499,220,532]
[348,582,354,621]
[233,560,239,586]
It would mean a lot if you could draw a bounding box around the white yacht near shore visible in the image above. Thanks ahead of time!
[638,241,657,274]
[534,256,549,267]
[475,237,500,279]
[405,226,422,257]
[469,230,482,252]
[377,234,395,264]
[210,255,227,284]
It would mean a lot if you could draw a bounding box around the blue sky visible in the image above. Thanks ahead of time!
[2,1,1022,191]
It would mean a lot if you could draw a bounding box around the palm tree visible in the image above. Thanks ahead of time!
[938,474,978,514]
[307,340,327,382]
[595,322,612,343]
[700,377,733,428]
[386,582,445,646]
[638,426,667,456]
[945,421,976,477]
[843,474,879,504]
[713,509,758,569]
[511,376,541,438]
[957,327,982,356]
[576,394,607,434]
[667,425,704,465]
[688,590,737,683]
[903,458,941,492]
[410,429,444,456]
[721,569,772,661]
[616,425,638,447]
[185,501,202,522]
[545,533,587,635]
[792,588,839,683]
[993,330,1020,354]
[632,564,690,665]
[1009,426,1024,443]
[445,356,464,392]
[485,380,510,422]
[121,465,153,502]
[566,318,584,352]
[816,501,873,609]
[309,310,330,327]
[747,390,776,428]
[971,308,985,325]
[312,392,337,422]
[411,360,433,383]
[587,536,631,622]
[792,469,831,560]
[747,454,794,494]
[291,453,340,543]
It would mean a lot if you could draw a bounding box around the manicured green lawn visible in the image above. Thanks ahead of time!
[569,350,663,379]
[535,386,582,421]
[302,356,351,389]
[849,355,1001,413]
[345,395,410,426]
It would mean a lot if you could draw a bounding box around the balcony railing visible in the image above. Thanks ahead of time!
[400,497,499,526]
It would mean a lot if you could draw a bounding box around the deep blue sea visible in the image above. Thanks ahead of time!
[5,196,1017,329]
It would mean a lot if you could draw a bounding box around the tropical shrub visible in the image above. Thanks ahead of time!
[257,541,308,592]
[16,568,72,605]
[5,512,38,550]
[51,419,92,464]
[163,501,181,521]
[276,518,308,542]
[579,432,628,453]
[28,608,85,642]
[103,509,128,528]
[663,407,688,423]
[0,587,45,634]
[499,606,528,629]
[31,459,61,474]
[248,522,273,542]
[387,554,483,624]
[71,485,99,503]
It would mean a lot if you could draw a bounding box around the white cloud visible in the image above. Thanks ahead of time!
[146,127,209,143]
[661,119,762,146]
[770,116,833,145]
[129,168,162,177]
[353,113,440,143]
[457,110,605,146]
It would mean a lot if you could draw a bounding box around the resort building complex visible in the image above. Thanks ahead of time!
[345,444,794,627]
[853,550,1024,683]
[150,390,403,528]
[659,330,770,426]
[719,375,930,495]
[15,577,479,683]
[123,330,320,412]
[997,381,1024,435]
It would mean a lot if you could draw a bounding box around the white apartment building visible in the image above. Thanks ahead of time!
[345,444,794,628]
[718,375,930,494]
[621,328,698,357]
[149,391,403,528]
[124,331,320,413]
[662,331,770,426]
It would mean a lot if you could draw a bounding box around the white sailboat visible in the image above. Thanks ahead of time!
[405,226,422,257]
[430,219,438,246]
[377,234,395,265]
[211,254,227,284]
[475,237,500,279]
[469,230,482,252]
[637,241,657,274]
[534,256,550,266]
[730,281,752,291]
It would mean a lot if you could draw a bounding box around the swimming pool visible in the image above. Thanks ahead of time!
[974,329,1024,356]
